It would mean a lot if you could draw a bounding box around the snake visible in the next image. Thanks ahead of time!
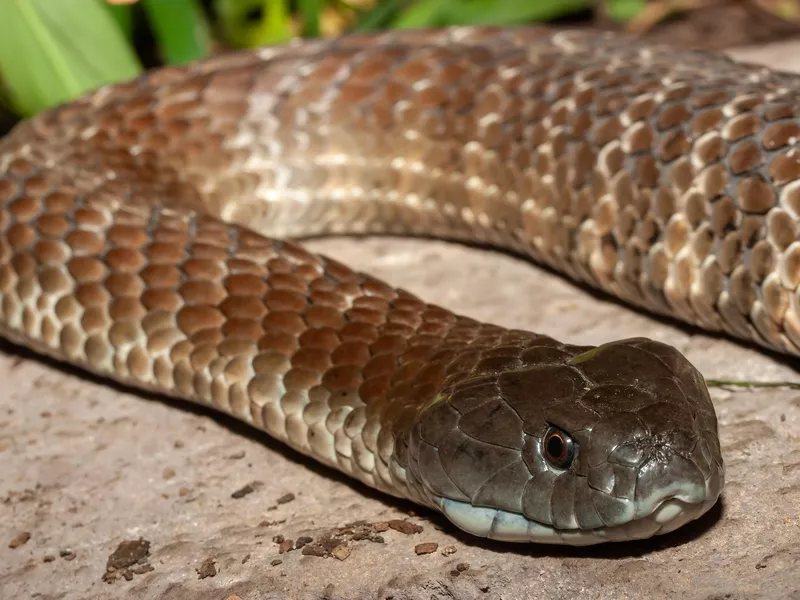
[4,25,799,547]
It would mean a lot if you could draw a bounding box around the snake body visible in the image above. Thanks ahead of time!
[7,25,799,545]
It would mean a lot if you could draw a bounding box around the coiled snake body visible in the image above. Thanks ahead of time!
[5,25,799,545]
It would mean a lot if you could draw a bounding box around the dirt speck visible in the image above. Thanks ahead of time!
[276,492,295,504]
[232,481,264,499]
[162,468,176,479]
[388,519,423,535]
[755,554,772,569]
[259,518,286,527]
[103,538,153,583]
[196,557,217,579]
[8,531,31,549]
[414,542,438,555]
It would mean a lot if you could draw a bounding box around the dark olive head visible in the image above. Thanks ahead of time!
[406,336,724,545]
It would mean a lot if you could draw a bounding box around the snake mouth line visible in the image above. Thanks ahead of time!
[433,493,716,546]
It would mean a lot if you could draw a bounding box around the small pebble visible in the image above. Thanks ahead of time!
[43,555,56,563]
[8,532,31,549]
[441,545,457,556]
[241,553,251,564]
[60,549,76,561]
[106,538,150,571]
[331,545,351,561]
[301,544,327,557]
[271,559,282,566]
[196,558,217,579]
[278,539,294,554]
[232,484,255,499]
[414,542,438,555]
[276,493,295,505]
[388,520,423,535]
[272,534,285,544]
[295,536,313,549]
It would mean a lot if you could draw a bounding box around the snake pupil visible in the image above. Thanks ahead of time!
[547,434,564,458]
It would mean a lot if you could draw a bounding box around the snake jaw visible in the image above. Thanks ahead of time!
[422,449,722,545]
[428,448,723,545]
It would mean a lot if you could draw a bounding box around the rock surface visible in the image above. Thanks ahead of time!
[2,39,800,600]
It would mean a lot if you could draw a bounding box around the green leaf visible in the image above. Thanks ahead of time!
[104,0,135,39]
[605,0,648,23]
[353,0,407,31]
[141,0,211,64]
[391,0,453,28]
[215,0,293,48]
[440,0,591,26]
[0,0,142,116]
[297,0,323,37]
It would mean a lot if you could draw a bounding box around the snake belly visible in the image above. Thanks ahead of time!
[6,24,798,544]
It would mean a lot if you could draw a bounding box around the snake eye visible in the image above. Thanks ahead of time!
[543,426,575,470]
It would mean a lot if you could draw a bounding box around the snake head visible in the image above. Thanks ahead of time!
[406,336,724,545]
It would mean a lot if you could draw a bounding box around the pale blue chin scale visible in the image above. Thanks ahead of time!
[433,478,716,546]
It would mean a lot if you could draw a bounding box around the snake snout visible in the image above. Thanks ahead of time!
[620,439,724,538]
[570,338,725,539]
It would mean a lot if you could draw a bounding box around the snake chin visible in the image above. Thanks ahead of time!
[433,486,720,546]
